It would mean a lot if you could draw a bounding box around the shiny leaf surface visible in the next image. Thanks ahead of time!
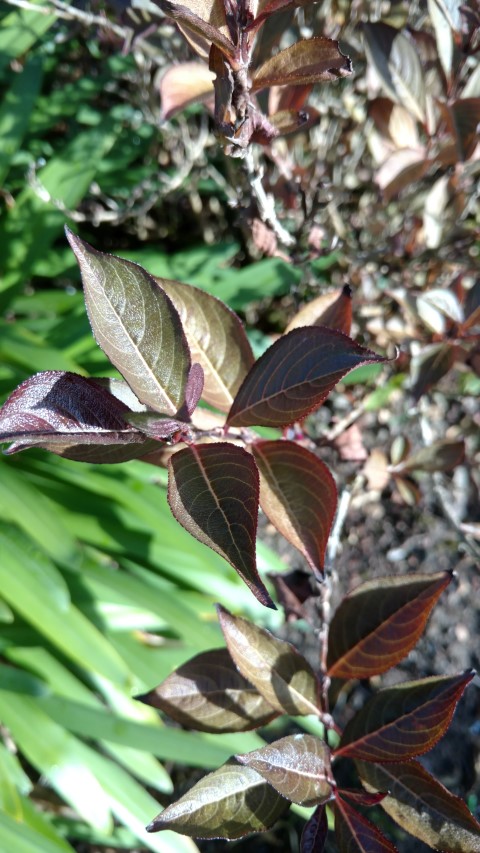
[335,795,398,852]
[227,327,386,428]
[252,440,337,576]
[147,759,289,839]
[66,230,191,416]
[252,38,352,91]
[327,572,452,679]
[335,672,474,762]
[138,648,278,733]
[168,442,273,607]
[217,605,322,716]
[236,734,332,806]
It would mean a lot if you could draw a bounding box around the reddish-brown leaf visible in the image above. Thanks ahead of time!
[217,605,322,716]
[252,38,352,91]
[138,648,278,732]
[168,442,273,607]
[335,672,475,762]
[159,62,215,120]
[226,327,387,428]
[410,342,455,401]
[391,439,465,475]
[357,759,480,852]
[236,734,332,807]
[252,440,337,577]
[326,572,452,679]
[335,795,399,852]
[446,98,480,161]
[339,788,388,807]
[157,0,234,60]
[300,804,328,853]
[285,286,352,335]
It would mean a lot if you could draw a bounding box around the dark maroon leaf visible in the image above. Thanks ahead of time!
[168,442,273,607]
[357,759,480,852]
[326,572,452,679]
[335,671,475,762]
[226,327,387,428]
[236,734,333,806]
[138,648,278,732]
[286,287,352,335]
[267,569,313,622]
[0,371,156,462]
[338,788,389,807]
[410,342,455,401]
[335,795,399,852]
[301,804,328,853]
[249,0,310,31]
[252,440,337,577]
[447,98,480,161]
[252,38,352,91]
[147,758,289,839]
[217,605,322,716]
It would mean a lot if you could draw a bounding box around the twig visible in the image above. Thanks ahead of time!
[244,148,295,248]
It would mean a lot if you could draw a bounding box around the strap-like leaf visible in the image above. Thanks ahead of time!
[138,648,278,733]
[252,38,352,91]
[147,759,289,839]
[357,759,480,852]
[167,442,273,607]
[217,605,322,716]
[66,230,191,416]
[335,795,399,852]
[327,572,452,679]
[252,440,337,576]
[0,371,156,462]
[227,327,387,428]
[159,278,254,412]
[301,804,328,853]
[335,671,475,762]
[236,734,332,806]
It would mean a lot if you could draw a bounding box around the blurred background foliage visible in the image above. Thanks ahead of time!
[0,0,479,851]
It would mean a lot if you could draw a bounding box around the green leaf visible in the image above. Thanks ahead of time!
[0,55,43,185]
[66,232,191,415]
[147,759,289,839]
[252,37,352,90]
[236,734,332,807]
[0,811,74,853]
[0,3,55,76]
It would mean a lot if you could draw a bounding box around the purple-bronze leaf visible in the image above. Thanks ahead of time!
[357,759,480,852]
[326,571,452,679]
[184,362,204,416]
[66,229,191,416]
[252,38,352,92]
[156,0,234,60]
[217,605,322,716]
[147,758,289,839]
[167,442,273,607]
[301,804,328,853]
[0,371,157,463]
[252,440,337,577]
[335,671,475,763]
[158,278,254,412]
[286,286,353,336]
[159,61,215,121]
[236,734,333,807]
[335,795,399,852]
[125,412,190,441]
[226,327,387,428]
[138,648,278,732]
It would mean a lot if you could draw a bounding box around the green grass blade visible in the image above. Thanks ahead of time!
[0,55,43,184]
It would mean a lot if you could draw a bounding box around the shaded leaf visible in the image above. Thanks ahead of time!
[394,475,421,507]
[391,439,465,474]
[125,412,190,441]
[326,572,452,679]
[376,148,430,201]
[217,605,322,716]
[267,107,319,137]
[0,371,156,463]
[159,278,254,412]
[447,98,480,161]
[167,442,273,608]
[147,759,289,839]
[227,327,386,428]
[285,286,352,335]
[335,671,474,762]
[236,734,332,807]
[339,788,388,807]
[301,804,328,853]
[252,440,337,577]
[249,0,311,31]
[66,230,191,416]
[252,38,352,91]
[137,648,278,733]
[358,759,480,852]
[335,795,398,852]
[363,23,426,122]
[410,342,455,401]
[159,62,215,120]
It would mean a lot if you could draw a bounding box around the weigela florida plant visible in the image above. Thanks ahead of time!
[0,233,479,852]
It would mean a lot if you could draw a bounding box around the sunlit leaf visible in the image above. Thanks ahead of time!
[335,795,398,852]
[252,38,352,91]
[236,734,332,806]
[252,440,337,577]
[147,759,289,839]
[66,230,191,416]
[168,442,273,607]
[285,287,352,335]
[335,671,474,762]
[227,327,386,428]
[217,605,322,716]
[300,804,328,853]
[326,572,452,679]
[159,278,254,412]
[363,22,426,122]
[137,648,278,732]
[157,0,234,60]
[358,759,480,852]
[159,62,215,120]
